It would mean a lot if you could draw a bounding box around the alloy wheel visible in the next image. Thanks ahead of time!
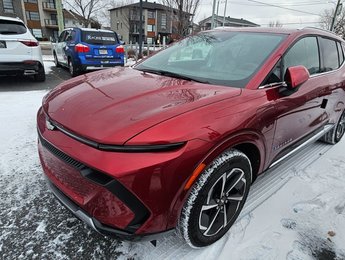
[198,168,246,237]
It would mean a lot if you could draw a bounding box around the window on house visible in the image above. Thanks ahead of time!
[31,29,42,38]
[161,13,167,30]
[26,11,40,21]
[148,10,155,18]
[147,37,153,44]
[24,0,38,3]
[147,24,155,32]
[3,0,14,13]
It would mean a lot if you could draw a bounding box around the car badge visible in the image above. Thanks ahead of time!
[46,120,55,131]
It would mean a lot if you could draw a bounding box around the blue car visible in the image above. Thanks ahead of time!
[53,28,125,77]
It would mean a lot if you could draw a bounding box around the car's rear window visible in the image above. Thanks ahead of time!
[0,19,27,35]
[81,31,118,45]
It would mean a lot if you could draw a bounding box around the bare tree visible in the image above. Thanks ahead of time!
[160,0,201,38]
[268,20,283,28]
[64,0,106,27]
[320,7,345,38]
[99,0,134,27]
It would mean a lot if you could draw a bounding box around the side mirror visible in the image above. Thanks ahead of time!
[285,65,309,89]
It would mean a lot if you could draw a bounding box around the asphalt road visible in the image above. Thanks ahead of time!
[0,59,70,92]
[0,61,127,259]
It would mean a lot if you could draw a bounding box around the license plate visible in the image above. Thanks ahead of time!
[99,49,107,55]
[0,41,6,48]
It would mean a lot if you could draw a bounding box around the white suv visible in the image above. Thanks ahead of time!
[0,16,45,81]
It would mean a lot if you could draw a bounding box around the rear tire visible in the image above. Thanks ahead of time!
[68,58,79,77]
[321,109,345,144]
[178,149,252,248]
[34,65,46,82]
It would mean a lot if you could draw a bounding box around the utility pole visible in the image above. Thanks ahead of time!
[330,0,342,31]
[211,0,216,29]
[56,0,64,34]
[223,0,228,27]
[139,0,143,57]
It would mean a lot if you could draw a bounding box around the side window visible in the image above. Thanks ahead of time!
[58,31,65,42]
[283,37,320,77]
[337,41,344,66]
[262,59,282,85]
[319,38,339,71]
[63,30,71,42]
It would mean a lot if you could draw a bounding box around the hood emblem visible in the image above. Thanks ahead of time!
[46,120,55,131]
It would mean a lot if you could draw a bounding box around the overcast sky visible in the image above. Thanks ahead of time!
[193,0,337,27]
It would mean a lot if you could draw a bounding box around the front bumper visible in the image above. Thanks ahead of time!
[37,106,211,236]
[47,178,174,241]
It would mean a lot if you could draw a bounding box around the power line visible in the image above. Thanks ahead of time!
[246,0,322,16]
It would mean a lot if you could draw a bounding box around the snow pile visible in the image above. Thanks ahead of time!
[0,90,344,259]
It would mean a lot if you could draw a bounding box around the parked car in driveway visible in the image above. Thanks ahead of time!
[0,16,45,82]
[52,28,125,77]
[37,27,345,248]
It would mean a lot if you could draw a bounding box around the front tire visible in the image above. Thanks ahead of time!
[178,149,252,248]
[53,52,60,67]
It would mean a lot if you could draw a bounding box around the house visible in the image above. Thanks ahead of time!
[0,0,99,40]
[109,1,192,44]
[199,15,259,31]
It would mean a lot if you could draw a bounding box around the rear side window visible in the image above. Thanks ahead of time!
[319,38,339,71]
[284,37,320,76]
[81,31,118,45]
[0,19,27,35]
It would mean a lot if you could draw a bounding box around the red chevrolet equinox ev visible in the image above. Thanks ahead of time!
[37,27,345,247]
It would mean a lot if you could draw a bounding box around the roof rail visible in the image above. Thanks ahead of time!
[303,26,339,36]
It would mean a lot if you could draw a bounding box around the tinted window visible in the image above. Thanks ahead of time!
[81,31,118,45]
[135,31,286,88]
[0,19,27,35]
[319,38,339,71]
[284,37,320,76]
[337,41,344,66]
[63,30,74,42]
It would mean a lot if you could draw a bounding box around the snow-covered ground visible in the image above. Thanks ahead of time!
[0,88,345,259]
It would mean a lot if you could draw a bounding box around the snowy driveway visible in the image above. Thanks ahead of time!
[0,65,345,259]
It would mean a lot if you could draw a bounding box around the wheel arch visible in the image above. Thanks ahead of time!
[168,129,266,229]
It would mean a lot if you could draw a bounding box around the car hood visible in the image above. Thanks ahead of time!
[43,67,242,144]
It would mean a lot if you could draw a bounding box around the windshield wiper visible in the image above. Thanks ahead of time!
[137,68,209,84]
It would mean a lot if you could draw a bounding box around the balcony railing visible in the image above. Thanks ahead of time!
[42,2,56,10]
[130,14,145,21]
[44,19,58,26]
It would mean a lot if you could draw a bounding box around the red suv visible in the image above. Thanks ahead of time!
[37,27,345,247]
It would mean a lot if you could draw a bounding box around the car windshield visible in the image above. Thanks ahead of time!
[0,19,27,35]
[81,31,118,45]
[135,31,286,88]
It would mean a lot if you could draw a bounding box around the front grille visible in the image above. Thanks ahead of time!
[38,130,151,232]
[38,131,84,170]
